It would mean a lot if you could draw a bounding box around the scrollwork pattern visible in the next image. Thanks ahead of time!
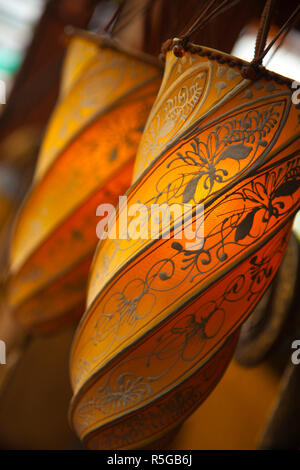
[154,104,281,205]
[137,72,206,174]
[77,373,152,426]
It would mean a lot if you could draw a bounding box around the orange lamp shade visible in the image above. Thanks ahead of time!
[0,165,21,274]
[7,31,161,333]
[69,44,300,449]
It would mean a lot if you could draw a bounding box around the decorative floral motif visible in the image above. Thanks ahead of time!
[248,254,273,299]
[88,155,300,365]
[89,98,288,294]
[146,303,225,367]
[76,228,287,429]
[235,161,300,241]
[144,243,279,376]
[165,82,203,122]
[165,105,280,204]
[78,373,152,425]
[165,158,300,284]
[85,338,236,449]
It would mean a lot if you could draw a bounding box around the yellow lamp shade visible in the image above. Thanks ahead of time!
[69,44,300,449]
[8,31,161,333]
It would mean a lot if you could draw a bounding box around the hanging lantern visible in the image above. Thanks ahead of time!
[7,30,161,333]
[69,29,300,448]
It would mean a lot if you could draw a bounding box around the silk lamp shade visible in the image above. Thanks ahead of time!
[7,31,161,333]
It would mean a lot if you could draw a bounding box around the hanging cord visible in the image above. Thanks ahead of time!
[253,0,274,64]
[104,1,127,35]
[242,2,300,79]
[65,1,128,41]
[94,0,153,52]
[160,0,241,59]
[181,0,241,39]
[102,0,149,38]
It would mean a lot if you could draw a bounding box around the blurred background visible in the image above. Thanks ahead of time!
[0,0,47,93]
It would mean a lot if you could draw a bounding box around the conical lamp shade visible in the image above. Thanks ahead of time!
[70,44,300,449]
[8,31,161,333]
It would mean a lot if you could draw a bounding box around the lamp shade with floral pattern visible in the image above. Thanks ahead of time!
[7,31,161,333]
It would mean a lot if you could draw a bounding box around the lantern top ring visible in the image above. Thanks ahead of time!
[161,36,294,86]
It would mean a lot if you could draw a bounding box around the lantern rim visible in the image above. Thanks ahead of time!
[163,39,294,86]
[64,26,163,70]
